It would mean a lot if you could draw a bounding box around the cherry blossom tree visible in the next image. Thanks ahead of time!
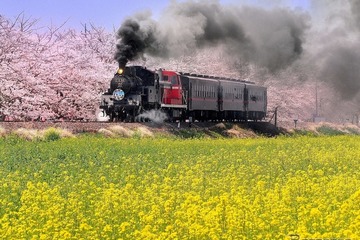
[0,14,116,121]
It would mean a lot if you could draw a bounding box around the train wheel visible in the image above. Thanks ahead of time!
[135,107,144,122]
[109,112,115,122]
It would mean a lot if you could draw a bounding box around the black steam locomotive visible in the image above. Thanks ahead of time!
[100,66,267,122]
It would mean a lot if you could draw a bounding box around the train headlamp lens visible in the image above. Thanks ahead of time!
[117,68,124,75]
[113,89,125,100]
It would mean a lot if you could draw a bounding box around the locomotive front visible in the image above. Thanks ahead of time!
[100,68,143,121]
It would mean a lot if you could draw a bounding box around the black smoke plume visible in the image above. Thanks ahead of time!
[311,0,360,100]
[114,12,158,69]
[350,0,360,31]
[114,0,309,71]
[318,43,360,100]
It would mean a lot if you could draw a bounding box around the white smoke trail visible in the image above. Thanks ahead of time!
[96,110,110,122]
[136,110,168,123]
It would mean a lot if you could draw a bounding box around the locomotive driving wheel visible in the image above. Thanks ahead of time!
[109,112,115,122]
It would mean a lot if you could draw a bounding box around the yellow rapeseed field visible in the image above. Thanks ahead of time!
[0,135,359,239]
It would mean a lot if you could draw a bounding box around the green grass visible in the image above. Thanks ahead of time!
[316,126,346,136]
[43,128,62,141]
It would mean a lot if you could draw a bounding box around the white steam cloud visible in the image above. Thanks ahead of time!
[136,110,168,123]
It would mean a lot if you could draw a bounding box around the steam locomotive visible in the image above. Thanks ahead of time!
[100,66,267,122]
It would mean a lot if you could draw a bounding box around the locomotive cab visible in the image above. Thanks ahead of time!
[161,70,184,106]
[156,70,187,121]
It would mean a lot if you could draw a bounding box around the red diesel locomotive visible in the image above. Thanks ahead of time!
[100,66,267,122]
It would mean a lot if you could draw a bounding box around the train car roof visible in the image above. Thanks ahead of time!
[179,72,255,84]
[125,66,261,85]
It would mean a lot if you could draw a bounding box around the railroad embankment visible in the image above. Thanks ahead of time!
[0,121,359,139]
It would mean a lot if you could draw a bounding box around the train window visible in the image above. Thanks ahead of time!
[163,76,168,81]
[171,76,177,85]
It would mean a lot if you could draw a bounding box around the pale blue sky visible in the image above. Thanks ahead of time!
[0,0,311,30]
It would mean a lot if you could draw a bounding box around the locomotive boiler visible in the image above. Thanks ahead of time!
[100,66,267,122]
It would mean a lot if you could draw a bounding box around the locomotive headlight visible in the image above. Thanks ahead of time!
[117,68,124,75]
[113,88,125,101]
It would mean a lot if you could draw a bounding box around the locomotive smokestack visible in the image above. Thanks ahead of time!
[114,1,309,72]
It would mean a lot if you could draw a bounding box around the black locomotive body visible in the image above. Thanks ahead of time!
[100,66,267,122]
[100,66,157,121]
